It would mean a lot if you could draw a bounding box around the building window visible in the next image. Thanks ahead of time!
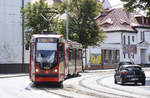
[132,54,134,59]
[123,52,126,58]
[146,18,149,24]
[128,53,130,58]
[128,36,130,45]
[104,50,109,63]
[123,35,126,44]
[143,32,145,41]
[103,50,120,64]
[142,17,144,24]
[132,36,134,42]
[141,31,145,41]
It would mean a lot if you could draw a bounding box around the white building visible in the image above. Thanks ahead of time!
[88,8,150,69]
[0,0,61,73]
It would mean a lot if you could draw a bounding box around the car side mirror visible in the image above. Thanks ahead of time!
[115,69,118,72]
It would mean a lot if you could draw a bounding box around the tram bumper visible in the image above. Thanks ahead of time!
[35,74,59,82]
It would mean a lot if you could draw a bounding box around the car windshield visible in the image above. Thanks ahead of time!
[120,62,132,65]
[126,67,141,71]
[36,38,58,70]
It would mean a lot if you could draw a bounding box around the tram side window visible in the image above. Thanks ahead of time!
[31,43,34,62]
[78,50,82,60]
[69,49,72,61]
[59,43,64,62]
[69,49,73,61]
[72,49,75,60]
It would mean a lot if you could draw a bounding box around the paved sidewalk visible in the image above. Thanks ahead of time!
[0,73,28,78]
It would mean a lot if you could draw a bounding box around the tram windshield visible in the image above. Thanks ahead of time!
[36,38,58,70]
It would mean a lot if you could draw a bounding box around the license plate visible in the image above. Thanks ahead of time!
[131,78,138,80]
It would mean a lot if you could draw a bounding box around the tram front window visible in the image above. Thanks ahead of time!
[36,38,58,70]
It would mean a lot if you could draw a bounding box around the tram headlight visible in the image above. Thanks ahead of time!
[54,69,58,73]
[35,69,39,73]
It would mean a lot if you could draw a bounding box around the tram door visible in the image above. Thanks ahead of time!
[30,43,35,81]
[58,43,65,80]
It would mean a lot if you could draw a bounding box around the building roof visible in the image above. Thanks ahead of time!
[97,8,150,32]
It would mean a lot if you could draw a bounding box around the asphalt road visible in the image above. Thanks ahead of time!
[0,68,150,98]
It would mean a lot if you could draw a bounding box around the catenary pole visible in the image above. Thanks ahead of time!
[66,0,69,41]
[22,0,24,64]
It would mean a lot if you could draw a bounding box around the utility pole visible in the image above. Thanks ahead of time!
[22,0,24,64]
[66,0,69,41]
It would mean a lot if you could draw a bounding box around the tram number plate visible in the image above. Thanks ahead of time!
[131,78,138,80]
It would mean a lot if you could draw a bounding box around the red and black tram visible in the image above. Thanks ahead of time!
[29,34,83,84]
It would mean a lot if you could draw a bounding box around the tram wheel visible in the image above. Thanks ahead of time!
[58,81,63,88]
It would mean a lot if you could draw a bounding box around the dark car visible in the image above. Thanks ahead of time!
[114,65,145,85]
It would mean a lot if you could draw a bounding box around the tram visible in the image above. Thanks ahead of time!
[29,34,83,84]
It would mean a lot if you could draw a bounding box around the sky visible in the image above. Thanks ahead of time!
[108,0,124,8]
[107,0,146,15]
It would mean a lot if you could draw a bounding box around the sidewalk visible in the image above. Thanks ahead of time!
[0,73,28,78]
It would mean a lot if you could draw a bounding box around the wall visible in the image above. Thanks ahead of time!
[120,32,137,63]
[135,28,150,64]
[104,32,121,44]
[0,0,22,64]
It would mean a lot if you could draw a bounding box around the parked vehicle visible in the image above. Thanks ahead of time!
[29,34,83,85]
[114,65,145,85]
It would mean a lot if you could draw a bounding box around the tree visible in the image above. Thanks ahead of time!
[21,0,58,44]
[57,0,105,48]
[121,0,150,16]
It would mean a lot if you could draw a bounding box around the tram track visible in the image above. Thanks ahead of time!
[63,72,123,98]
[41,82,107,98]
[63,86,107,98]
[97,73,150,98]
[26,69,150,98]
[42,88,72,98]
[35,74,109,98]
[52,71,132,98]
[78,74,137,98]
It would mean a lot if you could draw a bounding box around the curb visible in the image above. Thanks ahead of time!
[0,74,28,78]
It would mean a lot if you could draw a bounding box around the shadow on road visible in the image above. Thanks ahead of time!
[119,77,150,87]
[34,82,64,89]
[25,74,82,91]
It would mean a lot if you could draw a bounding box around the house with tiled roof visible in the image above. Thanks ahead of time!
[87,8,150,69]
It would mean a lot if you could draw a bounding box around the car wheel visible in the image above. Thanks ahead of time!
[142,81,145,85]
[114,76,117,84]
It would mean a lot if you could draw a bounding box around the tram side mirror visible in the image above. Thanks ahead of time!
[59,43,63,51]
[25,44,29,50]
